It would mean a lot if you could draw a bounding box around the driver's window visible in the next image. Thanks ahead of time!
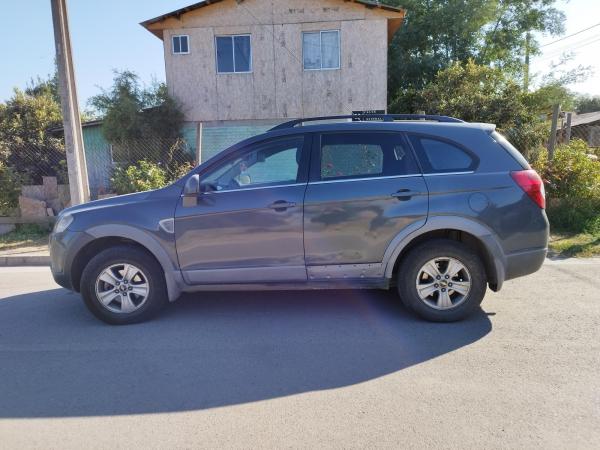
[201,137,304,192]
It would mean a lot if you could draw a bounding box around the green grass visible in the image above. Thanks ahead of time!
[0,224,50,251]
[549,233,600,258]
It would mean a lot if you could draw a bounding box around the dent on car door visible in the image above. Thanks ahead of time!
[174,135,310,284]
[303,131,428,278]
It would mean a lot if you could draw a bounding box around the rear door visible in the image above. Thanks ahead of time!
[303,131,428,277]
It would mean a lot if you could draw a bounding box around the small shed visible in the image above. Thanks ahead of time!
[566,111,600,147]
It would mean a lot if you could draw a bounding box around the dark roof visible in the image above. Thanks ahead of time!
[49,119,103,134]
[141,0,404,28]
[571,111,600,127]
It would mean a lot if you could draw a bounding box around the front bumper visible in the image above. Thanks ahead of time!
[49,230,94,291]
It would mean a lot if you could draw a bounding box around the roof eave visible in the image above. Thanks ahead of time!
[140,0,405,40]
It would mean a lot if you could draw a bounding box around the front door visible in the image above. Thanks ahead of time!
[303,131,428,276]
[175,135,309,285]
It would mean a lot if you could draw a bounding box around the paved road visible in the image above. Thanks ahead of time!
[0,261,598,449]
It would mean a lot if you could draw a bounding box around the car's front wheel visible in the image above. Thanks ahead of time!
[397,239,487,322]
[80,245,168,325]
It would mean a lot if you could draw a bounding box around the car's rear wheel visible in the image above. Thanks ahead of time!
[80,245,168,325]
[397,239,487,322]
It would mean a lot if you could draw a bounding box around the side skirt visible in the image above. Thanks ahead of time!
[180,278,390,293]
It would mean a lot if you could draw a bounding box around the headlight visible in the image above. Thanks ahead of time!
[54,214,74,233]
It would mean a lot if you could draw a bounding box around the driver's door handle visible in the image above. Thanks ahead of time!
[268,200,297,211]
[391,189,423,199]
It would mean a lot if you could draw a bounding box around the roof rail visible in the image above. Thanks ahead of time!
[269,114,464,131]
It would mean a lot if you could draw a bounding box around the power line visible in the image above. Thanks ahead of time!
[540,22,600,47]
[538,34,600,60]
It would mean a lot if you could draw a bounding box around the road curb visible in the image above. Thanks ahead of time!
[0,255,50,267]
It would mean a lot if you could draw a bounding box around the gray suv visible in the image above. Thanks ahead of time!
[50,114,549,324]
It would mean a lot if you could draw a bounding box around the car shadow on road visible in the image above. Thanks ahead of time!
[0,288,491,418]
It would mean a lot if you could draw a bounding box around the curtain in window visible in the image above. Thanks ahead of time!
[216,37,234,73]
[303,32,321,70]
[234,35,251,72]
[321,31,339,69]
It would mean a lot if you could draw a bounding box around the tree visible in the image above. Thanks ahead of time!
[89,70,188,169]
[0,75,65,184]
[389,60,547,154]
[383,0,564,100]
[576,95,600,114]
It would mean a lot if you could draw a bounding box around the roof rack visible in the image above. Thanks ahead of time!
[270,114,464,131]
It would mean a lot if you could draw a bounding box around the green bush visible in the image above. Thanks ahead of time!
[533,139,600,200]
[169,161,195,181]
[111,160,168,195]
[533,139,600,234]
[0,162,23,215]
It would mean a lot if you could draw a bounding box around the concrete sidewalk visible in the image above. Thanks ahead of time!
[0,244,50,266]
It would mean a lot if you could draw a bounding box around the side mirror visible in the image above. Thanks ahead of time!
[182,174,200,207]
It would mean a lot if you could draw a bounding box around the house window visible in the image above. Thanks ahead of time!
[215,35,252,73]
[303,30,340,70]
[172,35,189,54]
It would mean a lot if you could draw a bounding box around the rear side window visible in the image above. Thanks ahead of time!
[408,135,477,173]
[319,133,420,181]
[490,131,530,169]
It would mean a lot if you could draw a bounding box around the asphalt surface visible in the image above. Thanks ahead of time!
[0,261,598,449]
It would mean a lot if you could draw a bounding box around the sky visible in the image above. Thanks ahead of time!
[0,0,598,109]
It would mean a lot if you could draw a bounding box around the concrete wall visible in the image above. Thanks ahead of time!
[155,0,399,122]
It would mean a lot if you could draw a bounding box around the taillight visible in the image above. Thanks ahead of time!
[510,170,546,209]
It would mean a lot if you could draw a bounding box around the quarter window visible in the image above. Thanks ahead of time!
[319,133,419,181]
[303,30,340,70]
[216,35,252,73]
[408,135,476,173]
[201,137,304,191]
[172,35,189,54]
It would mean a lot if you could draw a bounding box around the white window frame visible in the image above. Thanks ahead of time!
[172,35,190,55]
[302,30,341,71]
[215,34,253,74]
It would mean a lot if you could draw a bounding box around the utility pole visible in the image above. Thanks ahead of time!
[50,0,90,205]
[524,32,531,91]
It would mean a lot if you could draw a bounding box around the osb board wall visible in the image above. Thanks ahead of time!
[157,0,393,121]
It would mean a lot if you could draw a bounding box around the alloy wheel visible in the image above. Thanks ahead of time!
[415,257,471,310]
[95,263,150,314]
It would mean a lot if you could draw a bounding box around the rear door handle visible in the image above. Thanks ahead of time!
[268,200,297,211]
[391,189,423,199]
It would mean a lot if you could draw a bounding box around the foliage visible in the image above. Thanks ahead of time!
[0,224,50,251]
[169,161,195,181]
[390,61,547,154]
[533,139,600,234]
[549,233,600,258]
[526,82,576,114]
[576,95,600,114]
[0,162,24,215]
[0,76,65,183]
[25,72,60,104]
[111,160,169,195]
[89,70,191,187]
[533,139,600,199]
[383,0,564,98]
[89,70,184,152]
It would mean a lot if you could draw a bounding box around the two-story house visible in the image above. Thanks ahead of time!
[141,0,405,161]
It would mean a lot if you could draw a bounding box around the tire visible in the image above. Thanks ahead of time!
[80,245,168,325]
[397,239,487,322]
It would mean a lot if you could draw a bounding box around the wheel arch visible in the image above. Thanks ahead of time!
[384,216,507,291]
[71,225,182,301]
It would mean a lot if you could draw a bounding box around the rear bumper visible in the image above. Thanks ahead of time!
[504,247,547,282]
